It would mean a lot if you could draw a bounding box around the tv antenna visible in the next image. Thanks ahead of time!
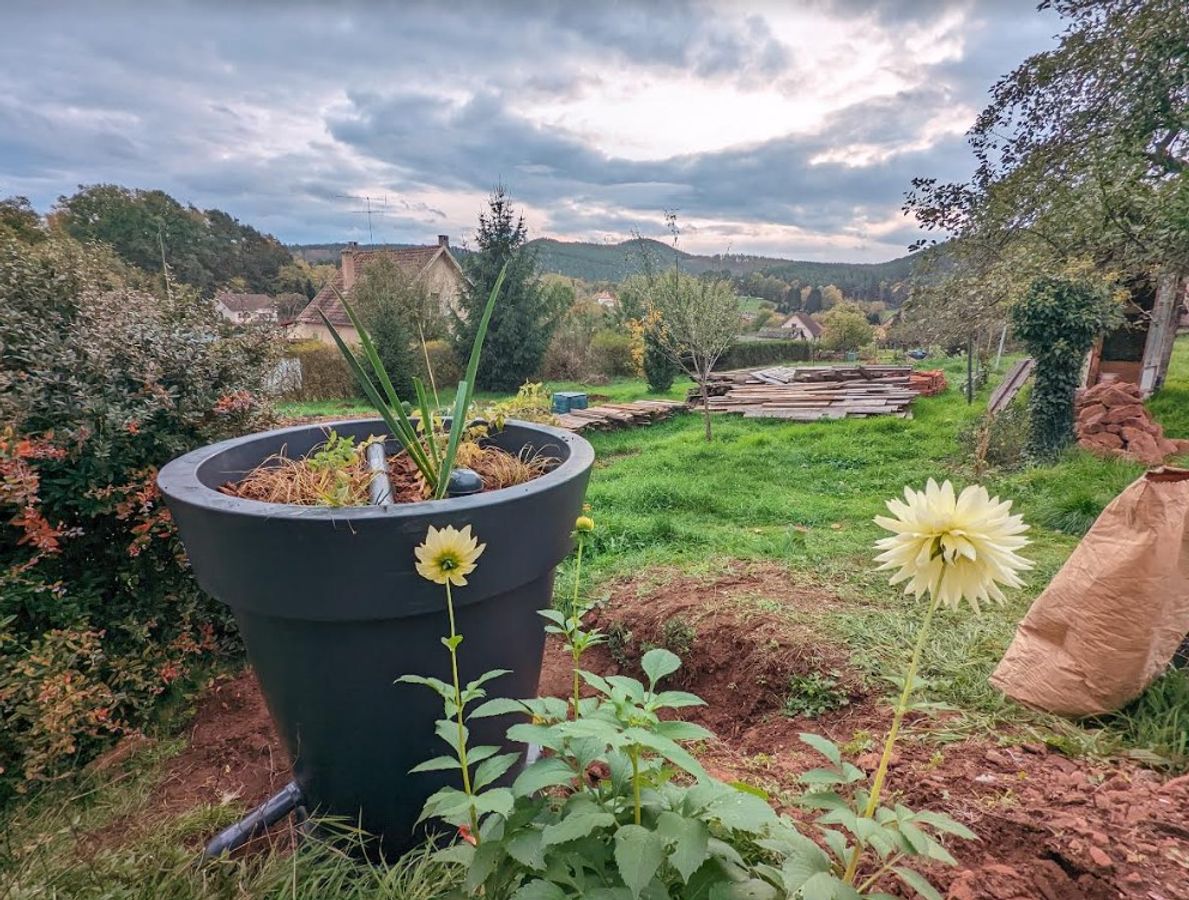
[336,194,390,244]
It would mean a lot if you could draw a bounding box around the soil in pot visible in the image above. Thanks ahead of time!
[219,428,557,505]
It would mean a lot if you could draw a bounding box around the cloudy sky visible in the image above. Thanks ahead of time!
[1,1,1059,262]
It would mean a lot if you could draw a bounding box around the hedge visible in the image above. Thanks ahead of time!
[716,339,814,371]
[286,340,361,401]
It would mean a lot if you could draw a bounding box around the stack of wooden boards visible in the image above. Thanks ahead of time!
[555,399,688,433]
[693,364,921,421]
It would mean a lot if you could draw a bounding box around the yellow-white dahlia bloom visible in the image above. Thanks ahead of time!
[414,524,485,587]
[874,479,1031,612]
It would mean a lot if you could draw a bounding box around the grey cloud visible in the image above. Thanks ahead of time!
[0,0,1058,256]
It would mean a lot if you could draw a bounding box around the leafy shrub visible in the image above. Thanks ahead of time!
[287,340,360,401]
[475,382,558,428]
[819,305,875,352]
[716,339,812,370]
[0,234,277,799]
[641,310,680,393]
[591,329,639,378]
[1011,275,1120,457]
[418,338,463,390]
[541,300,604,380]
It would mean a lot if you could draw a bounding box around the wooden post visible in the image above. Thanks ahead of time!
[1140,274,1182,395]
[966,336,974,404]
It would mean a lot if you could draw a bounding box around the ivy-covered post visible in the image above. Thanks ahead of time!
[1010,276,1121,459]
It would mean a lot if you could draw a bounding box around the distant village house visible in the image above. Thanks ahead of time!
[778,312,822,342]
[214,292,279,324]
[291,236,467,345]
[593,291,617,310]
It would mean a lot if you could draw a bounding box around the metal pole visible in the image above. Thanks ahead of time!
[994,324,1007,371]
[366,441,392,505]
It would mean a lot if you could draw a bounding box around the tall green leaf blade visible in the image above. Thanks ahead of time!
[460,262,508,417]
[413,376,441,467]
[318,308,434,482]
[330,291,439,486]
[435,379,470,499]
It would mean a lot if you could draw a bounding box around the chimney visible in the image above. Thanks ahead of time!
[341,241,359,291]
[437,234,449,248]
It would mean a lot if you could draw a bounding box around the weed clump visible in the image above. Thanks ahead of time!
[783,671,852,719]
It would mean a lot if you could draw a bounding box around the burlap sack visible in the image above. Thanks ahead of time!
[990,467,1189,717]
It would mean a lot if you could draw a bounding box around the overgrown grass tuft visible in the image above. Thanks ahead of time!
[1094,667,1189,769]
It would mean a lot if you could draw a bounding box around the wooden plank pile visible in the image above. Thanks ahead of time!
[692,364,919,421]
[555,399,687,433]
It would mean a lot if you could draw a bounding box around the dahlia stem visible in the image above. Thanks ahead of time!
[569,535,585,718]
[444,581,480,841]
[842,591,940,884]
[629,746,642,826]
[571,535,584,618]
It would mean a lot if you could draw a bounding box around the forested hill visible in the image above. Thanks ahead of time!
[523,237,919,299]
[289,237,924,301]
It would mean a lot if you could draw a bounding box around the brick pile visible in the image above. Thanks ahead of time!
[1075,381,1189,464]
[908,369,948,396]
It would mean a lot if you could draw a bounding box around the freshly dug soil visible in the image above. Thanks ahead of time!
[540,564,1188,898]
[85,564,1188,896]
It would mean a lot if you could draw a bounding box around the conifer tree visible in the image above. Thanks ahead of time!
[454,187,564,391]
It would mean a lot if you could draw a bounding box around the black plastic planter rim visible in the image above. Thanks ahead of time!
[157,417,595,520]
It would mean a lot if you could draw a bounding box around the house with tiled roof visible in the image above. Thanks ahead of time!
[215,292,278,324]
[779,312,823,341]
[291,236,467,344]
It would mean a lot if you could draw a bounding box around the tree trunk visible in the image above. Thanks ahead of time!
[701,377,712,442]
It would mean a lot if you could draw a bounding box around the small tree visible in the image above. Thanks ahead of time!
[819,304,874,352]
[455,187,564,391]
[1011,275,1120,457]
[647,271,739,441]
[641,308,680,392]
[351,257,418,397]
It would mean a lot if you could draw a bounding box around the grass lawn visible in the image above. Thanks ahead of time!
[4,340,1187,896]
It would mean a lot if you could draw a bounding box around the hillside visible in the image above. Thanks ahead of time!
[524,237,920,300]
[288,237,923,300]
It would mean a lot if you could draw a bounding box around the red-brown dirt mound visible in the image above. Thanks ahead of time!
[541,564,1189,899]
[1076,380,1189,464]
[539,563,868,739]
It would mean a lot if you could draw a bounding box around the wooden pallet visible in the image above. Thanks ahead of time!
[555,399,688,433]
[693,364,919,421]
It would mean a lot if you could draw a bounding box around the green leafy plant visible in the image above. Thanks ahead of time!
[539,515,603,716]
[1011,275,1121,458]
[783,672,851,719]
[399,476,1036,897]
[792,732,977,898]
[320,264,507,499]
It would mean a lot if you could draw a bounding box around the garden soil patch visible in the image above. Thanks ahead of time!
[83,671,292,857]
[539,563,1189,899]
[89,564,1187,896]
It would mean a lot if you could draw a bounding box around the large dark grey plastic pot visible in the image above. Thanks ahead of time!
[158,418,593,855]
